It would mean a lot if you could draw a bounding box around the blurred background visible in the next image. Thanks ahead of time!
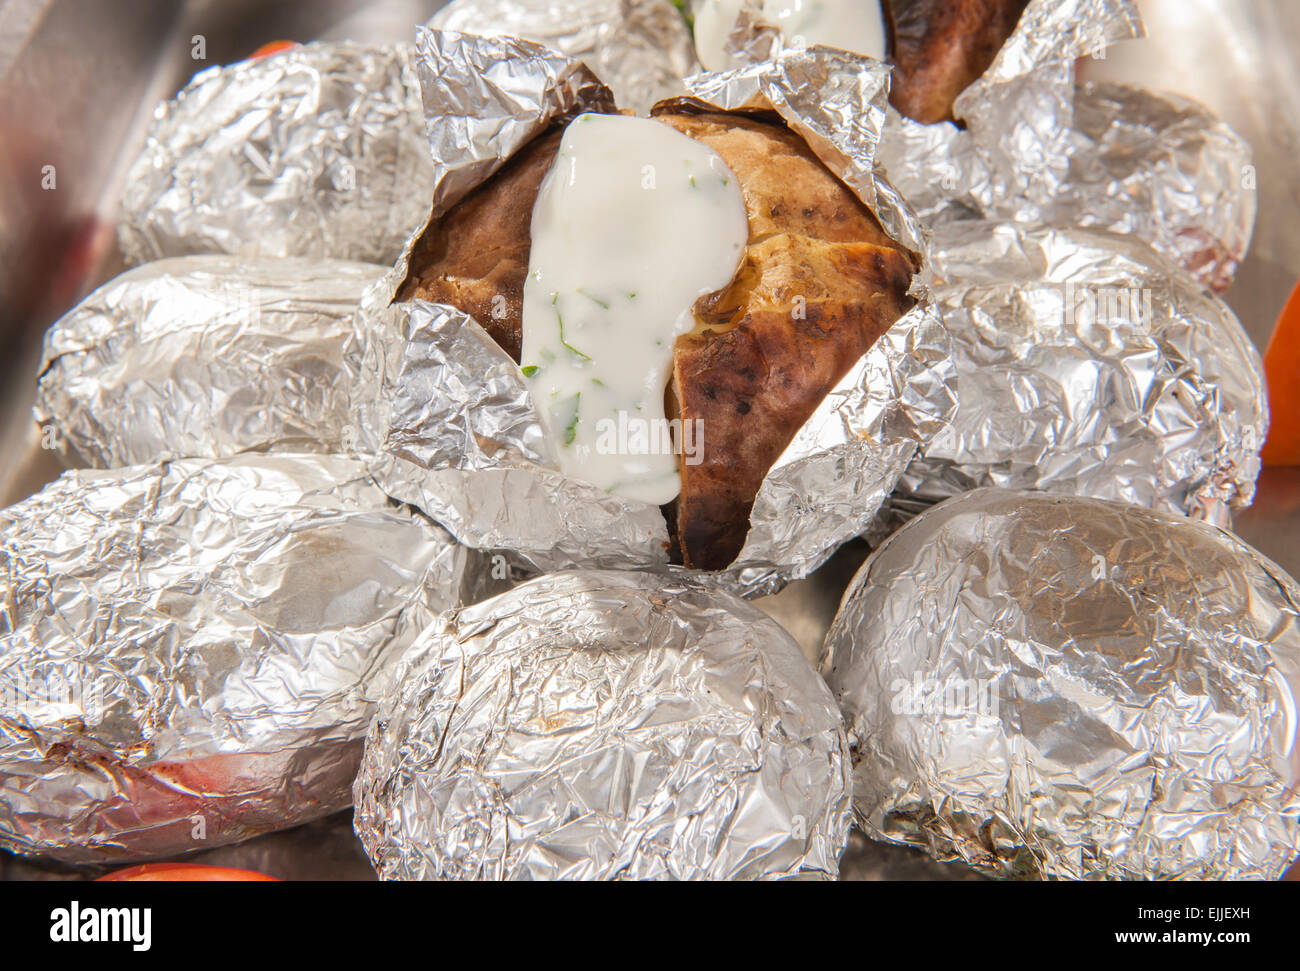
[1,0,1298,880]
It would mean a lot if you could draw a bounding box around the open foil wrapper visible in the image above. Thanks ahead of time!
[821,488,1300,880]
[118,42,435,267]
[886,220,1266,529]
[0,453,482,863]
[34,255,386,469]
[429,0,698,113]
[708,0,1253,291]
[875,4,1255,293]
[354,31,957,597]
[354,569,853,880]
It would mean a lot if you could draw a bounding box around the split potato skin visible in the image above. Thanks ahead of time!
[401,109,918,571]
[398,128,563,360]
[885,0,1033,125]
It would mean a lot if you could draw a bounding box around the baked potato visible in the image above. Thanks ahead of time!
[399,109,918,570]
[885,0,1033,124]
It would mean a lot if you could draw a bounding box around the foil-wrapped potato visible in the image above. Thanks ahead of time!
[399,109,919,570]
[890,220,1266,524]
[821,488,1300,880]
[0,454,479,863]
[35,255,385,469]
[354,570,853,880]
[118,42,435,266]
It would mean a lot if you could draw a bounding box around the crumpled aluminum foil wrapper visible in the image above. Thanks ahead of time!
[354,569,853,880]
[354,31,957,597]
[887,220,1266,528]
[118,42,435,266]
[821,488,1300,880]
[0,453,482,863]
[1005,81,1258,294]
[429,0,698,114]
[34,255,386,470]
[875,3,1255,293]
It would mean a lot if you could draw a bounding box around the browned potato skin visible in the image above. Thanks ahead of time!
[400,110,918,571]
[885,0,1032,125]
[398,129,563,360]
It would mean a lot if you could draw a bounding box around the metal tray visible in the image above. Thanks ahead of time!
[1,0,1297,881]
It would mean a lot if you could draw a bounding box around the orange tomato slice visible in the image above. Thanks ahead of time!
[1262,280,1300,466]
[97,863,278,882]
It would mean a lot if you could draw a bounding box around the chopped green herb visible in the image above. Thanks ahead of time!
[627,292,637,299]
[521,365,539,378]
[556,392,581,446]
[591,377,606,388]
[552,298,591,362]
[577,288,610,310]
[688,175,697,188]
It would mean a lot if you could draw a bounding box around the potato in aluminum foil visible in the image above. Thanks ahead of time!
[0,453,482,863]
[35,255,386,469]
[354,569,853,880]
[822,488,1300,880]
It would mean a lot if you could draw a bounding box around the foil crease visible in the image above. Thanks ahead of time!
[118,42,435,267]
[355,31,957,597]
[34,255,386,470]
[889,221,1266,528]
[821,488,1300,880]
[354,569,853,880]
[999,82,1258,295]
[0,453,480,863]
[429,0,699,114]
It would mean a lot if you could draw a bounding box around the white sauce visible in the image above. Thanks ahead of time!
[519,113,748,505]
[693,0,887,72]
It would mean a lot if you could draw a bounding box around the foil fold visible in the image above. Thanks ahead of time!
[428,0,698,113]
[888,220,1266,528]
[35,255,386,469]
[354,569,853,880]
[821,488,1300,880]
[355,30,957,597]
[0,453,481,863]
[118,42,435,266]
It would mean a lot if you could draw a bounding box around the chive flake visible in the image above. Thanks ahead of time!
[553,299,591,361]
[577,288,610,310]
[558,392,581,446]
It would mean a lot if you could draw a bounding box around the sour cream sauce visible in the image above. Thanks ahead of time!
[693,0,887,71]
[519,113,747,505]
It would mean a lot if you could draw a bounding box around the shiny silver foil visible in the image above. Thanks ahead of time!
[355,32,957,597]
[876,3,1255,293]
[354,569,853,880]
[1004,81,1258,294]
[118,42,435,267]
[0,453,481,863]
[429,0,698,113]
[891,220,1266,527]
[821,488,1300,880]
[34,255,386,470]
